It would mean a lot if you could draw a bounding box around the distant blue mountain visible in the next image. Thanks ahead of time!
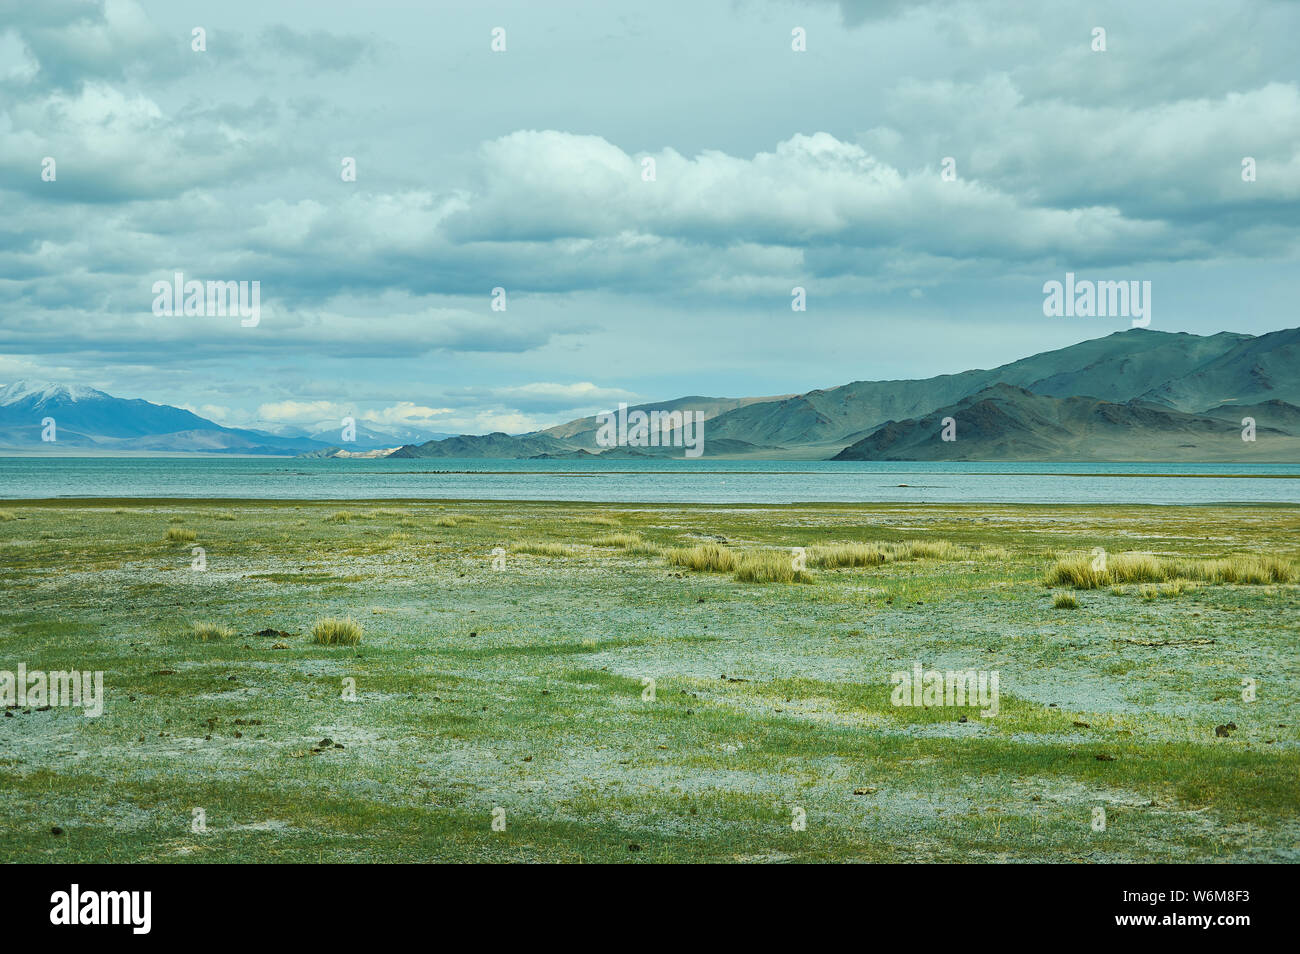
[0,382,331,455]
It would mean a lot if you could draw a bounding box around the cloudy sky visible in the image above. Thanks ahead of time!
[1,0,1297,436]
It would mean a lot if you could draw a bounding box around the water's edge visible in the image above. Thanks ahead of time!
[1,458,1297,504]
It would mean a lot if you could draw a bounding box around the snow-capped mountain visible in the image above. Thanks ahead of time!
[0,381,456,454]
[0,381,327,454]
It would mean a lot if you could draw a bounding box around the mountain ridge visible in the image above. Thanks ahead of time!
[4,327,1297,460]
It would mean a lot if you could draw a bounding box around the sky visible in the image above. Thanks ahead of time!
[1,0,1298,437]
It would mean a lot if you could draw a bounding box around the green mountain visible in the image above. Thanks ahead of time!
[1136,328,1300,410]
[541,394,792,448]
[700,329,1256,453]
[831,384,1300,462]
[387,432,575,459]
[385,327,1299,461]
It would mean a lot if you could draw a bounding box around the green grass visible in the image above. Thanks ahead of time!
[576,515,620,527]
[0,499,1296,863]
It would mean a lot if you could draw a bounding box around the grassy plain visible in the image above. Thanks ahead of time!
[1,499,1297,862]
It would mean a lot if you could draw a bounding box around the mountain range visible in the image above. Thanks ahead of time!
[0,383,427,455]
[4,327,1298,460]
[389,327,1300,462]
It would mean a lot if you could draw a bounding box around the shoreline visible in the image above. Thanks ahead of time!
[4,497,1300,509]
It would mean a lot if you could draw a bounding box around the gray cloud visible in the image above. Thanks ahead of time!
[0,0,1297,429]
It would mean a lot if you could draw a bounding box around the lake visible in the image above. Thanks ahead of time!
[1,457,1298,504]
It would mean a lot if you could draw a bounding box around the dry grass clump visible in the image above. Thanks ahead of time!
[810,542,888,568]
[734,550,815,584]
[1170,555,1293,585]
[1109,552,1164,583]
[810,538,966,568]
[592,532,644,548]
[1044,556,1106,589]
[1052,592,1080,609]
[434,514,480,530]
[166,527,198,542]
[1047,551,1294,589]
[326,511,353,524]
[513,542,573,557]
[1139,581,1201,601]
[311,616,363,645]
[666,543,736,572]
[667,537,969,577]
[900,539,962,560]
[577,515,620,526]
[191,621,234,641]
[0,509,16,521]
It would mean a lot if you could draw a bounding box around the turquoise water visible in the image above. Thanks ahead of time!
[1,457,1297,503]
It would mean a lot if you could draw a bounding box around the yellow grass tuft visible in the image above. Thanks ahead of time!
[899,539,962,560]
[1140,580,1200,600]
[191,621,234,641]
[1052,592,1079,609]
[810,542,888,568]
[1049,557,1104,588]
[733,550,815,584]
[166,527,197,543]
[513,542,573,557]
[311,616,364,645]
[1047,551,1294,589]
[592,532,644,548]
[0,509,15,521]
[1171,555,1294,584]
[1109,552,1164,583]
[810,538,967,569]
[326,511,353,524]
[666,543,736,572]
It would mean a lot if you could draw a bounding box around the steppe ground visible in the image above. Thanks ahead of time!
[1,499,1297,862]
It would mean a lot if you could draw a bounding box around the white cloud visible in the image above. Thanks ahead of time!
[256,399,347,423]
[360,402,453,427]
